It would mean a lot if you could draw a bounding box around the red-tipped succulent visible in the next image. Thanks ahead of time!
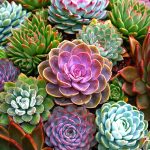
[38,40,112,108]
[119,27,150,120]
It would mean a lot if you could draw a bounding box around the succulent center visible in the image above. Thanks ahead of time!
[65,127,77,138]
[16,96,29,109]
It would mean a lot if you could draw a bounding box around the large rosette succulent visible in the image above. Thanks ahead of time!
[7,14,62,76]
[0,1,31,45]
[0,73,54,133]
[96,101,148,150]
[0,59,19,92]
[44,105,96,150]
[48,0,109,34]
[38,40,112,108]
[109,0,150,40]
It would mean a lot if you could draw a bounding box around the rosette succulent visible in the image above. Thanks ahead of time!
[0,73,54,133]
[109,0,150,40]
[0,1,31,45]
[48,0,109,34]
[78,19,125,65]
[119,27,150,120]
[0,59,19,92]
[7,14,62,76]
[44,105,96,150]
[96,101,148,150]
[38,40,112,108]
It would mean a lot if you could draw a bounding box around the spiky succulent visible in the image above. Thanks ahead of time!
[0,73,54,133]
[0,1,31,46]
[96,101,148,150]
[78,19,125,65]
[119,27,150,121]
[48,0,109,34]
[38,40,112,108]
[7,14,62,76]
[0,59,19,92]
[139,0,150,7]
[109,0,150,40]
[14,0,50,10]
[44,105,96,150]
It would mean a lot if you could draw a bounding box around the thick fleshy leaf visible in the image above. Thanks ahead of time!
[59,87,79,97]
[54,98,73,106]
[38,61,49,79]
[49,55,59,74]
[122,82,135,96]
[72,82,90,92]
[101,64,111,81]
[59,41,76,53]
[100,84,110,104]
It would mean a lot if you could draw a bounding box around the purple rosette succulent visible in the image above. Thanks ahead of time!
[44,105,96,150]
[0,59,19,91]
[38,40,112,108]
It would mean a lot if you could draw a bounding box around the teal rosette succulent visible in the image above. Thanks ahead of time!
[0,73,54,133]
[0,1,31,45]
[95,101,148,150]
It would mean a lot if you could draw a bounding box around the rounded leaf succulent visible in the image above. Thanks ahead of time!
[44,105,96,150]
[96,101,148,150]
[48,0,109,34]
[78,19,126,65]
[0,73,54,133]
[38,40,112,108]
[0,1,31,45]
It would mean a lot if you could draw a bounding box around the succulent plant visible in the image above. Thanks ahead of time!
[78,19,126,65]
[0,73,54,133]
[119,27,150,121]
[109,0,150,40]
[139,0,150,7]
[14,0,50,10]
[0,59,19,92]
[95,101,148,150]
[0,1,31,46]
[140,132,150,150]
[48,0,109,34]
[44,105,96,150]
[0,49,7,58]
[0,120,52,150]
[7,14,62,76]
[38,40,112,108]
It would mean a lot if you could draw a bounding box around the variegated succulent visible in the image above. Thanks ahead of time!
[38,40,112,108]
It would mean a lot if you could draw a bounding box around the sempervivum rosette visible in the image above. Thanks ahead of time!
[48,0,109,34]
[0,59,19,91]
[44,105,96,150]
[96,101,148,150]
[38,40,112,108]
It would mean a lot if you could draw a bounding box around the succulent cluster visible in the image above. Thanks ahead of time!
[38,40,112,108]
[44,105,96,150]
[0,74,54,133]
[78,19,125,65]
[7,14,62,75]
[48,0,109,34]
[96,101,148,149]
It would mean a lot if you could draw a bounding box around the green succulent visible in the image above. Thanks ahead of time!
[7,14,62,76]
[0,49,7,58]
[109,0,150,40]
[78,19,125,65]
[0,73,54,134]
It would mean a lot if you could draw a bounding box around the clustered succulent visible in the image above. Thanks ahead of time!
[0,73,54,133]
[96,101,148,150]
[7,14,62,75]
[78,19,126,65]
[0,1,31,45]
[48,0,109,34]
[38,40,112,108]
[44,105,96,150]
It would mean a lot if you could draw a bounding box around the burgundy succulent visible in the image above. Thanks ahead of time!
[44,105,96,150]
[38,40,112,108]
[0,59,19,91]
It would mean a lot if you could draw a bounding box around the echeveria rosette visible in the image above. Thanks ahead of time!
[7,14,62,76]
[48,0,109,34]
[38,40,112,108]
[0,59,19,92]
[0,73,54,133]
[96,101,148,150]
[0,1,31,46]
[44,105,96,150]
[78,19,126,65]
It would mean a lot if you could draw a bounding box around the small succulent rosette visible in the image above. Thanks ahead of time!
[95,101,148,150]
[0,74,54,133]
[44,105,96,150]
